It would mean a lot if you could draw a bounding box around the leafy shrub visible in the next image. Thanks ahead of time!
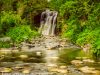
[0,41,11,48]
[49,0,66,11]
[0,11,26,35]
[62,17,81,42]
[92,38,100,59]
[60,1,77,17]
[49,0,100,58]
[0,37,12,48]
[6,26,39,43]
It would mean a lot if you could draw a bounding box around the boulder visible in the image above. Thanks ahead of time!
[47,64,57,67]
[48,67,58,72]
[79,66,100,75]
[48,66,68,74]
[19,55,28,59]
[36,52,42,56]
[59,66,67,69]
[57,69,68,74]
[83,59,95,63]
[22,69,30,74]
[71,60,83,66]
[0,68,12,73]
[75,57,90,60]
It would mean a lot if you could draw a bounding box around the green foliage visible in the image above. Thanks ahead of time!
[0,0,99,59]
[0,41,11,48]
[62,17,81,42]
[49,0,66,11]
[59,0,92,18]
[0,0,48,24]
[50,0,100,58]
[6,26,39,43]
[0,11,26,35]
[76,3,100,58]
[60,1,77,17]
[76,28,100,45]
[0,0,43,47]
[0,0,14,11]
[17,0,48,23]
[92,38,100,58]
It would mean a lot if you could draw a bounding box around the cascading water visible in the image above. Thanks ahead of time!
[39,9,58,36]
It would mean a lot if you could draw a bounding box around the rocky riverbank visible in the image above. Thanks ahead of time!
[0,36,100,75]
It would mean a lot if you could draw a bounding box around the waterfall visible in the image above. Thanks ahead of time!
[39,9,58,36]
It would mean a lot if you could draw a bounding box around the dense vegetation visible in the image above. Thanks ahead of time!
[49,0,100,59]
[0,0,100,59]
[0,0,48,47]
